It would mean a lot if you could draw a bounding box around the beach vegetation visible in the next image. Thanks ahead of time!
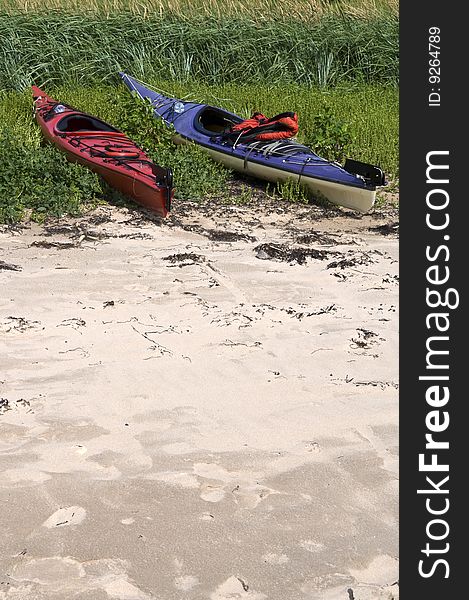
[0,11,398,91]
[0,127,102,223]
[0,80,398,223]
[0,0,398,222]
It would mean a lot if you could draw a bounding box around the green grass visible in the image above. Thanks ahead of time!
[0,81,397,223]
[0,86,232,222]
[121,79,399,178]
[1,81,398,176]
[0,127,104,223]
[0,11,398,91]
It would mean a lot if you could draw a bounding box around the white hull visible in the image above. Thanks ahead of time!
[174,135,375,213]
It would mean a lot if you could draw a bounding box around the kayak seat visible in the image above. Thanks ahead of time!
[56,114,119,133]
[194,107,242,136]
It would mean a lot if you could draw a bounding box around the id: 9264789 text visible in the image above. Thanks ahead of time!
[428,26,441,107]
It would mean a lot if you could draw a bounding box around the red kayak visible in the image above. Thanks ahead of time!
[32,86,173,217]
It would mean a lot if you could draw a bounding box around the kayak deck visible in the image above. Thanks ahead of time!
[32,85,174,217]
[119,72,385,213]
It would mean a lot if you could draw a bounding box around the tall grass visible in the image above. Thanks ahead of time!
[0,11,398,90]
[0,0,398,20]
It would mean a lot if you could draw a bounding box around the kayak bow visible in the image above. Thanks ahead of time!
[32,85,173,217]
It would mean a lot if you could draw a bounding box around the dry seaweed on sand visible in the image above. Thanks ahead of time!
[204,229,257,243]
[254,242,330,265]
[162,252,205,266]
[368,222,399,236]
[0,260,21,271]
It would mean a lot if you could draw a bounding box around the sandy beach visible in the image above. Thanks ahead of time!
[0,195,399,600]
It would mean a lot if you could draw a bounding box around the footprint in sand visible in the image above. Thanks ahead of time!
[305,441,321,453]
[9,556,152,599]
[194,463,279,508]
[174,575,200,591]
[200,484,226,503]
[232,485,278,509]
[172,557,200,592]
[210,576,266,600]
[349,554,399,587]
[300,539,325,553]
[42,506,86,528]
[199,512,215,521]
[199,482,277,508]
[262,552,289,565]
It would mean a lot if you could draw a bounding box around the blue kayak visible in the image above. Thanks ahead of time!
[119,72,386,212]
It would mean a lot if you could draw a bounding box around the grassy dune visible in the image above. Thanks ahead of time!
[0,11,398,91]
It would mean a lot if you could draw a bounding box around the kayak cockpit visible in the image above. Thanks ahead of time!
[194,106,242,135]
[56,114,120,134]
